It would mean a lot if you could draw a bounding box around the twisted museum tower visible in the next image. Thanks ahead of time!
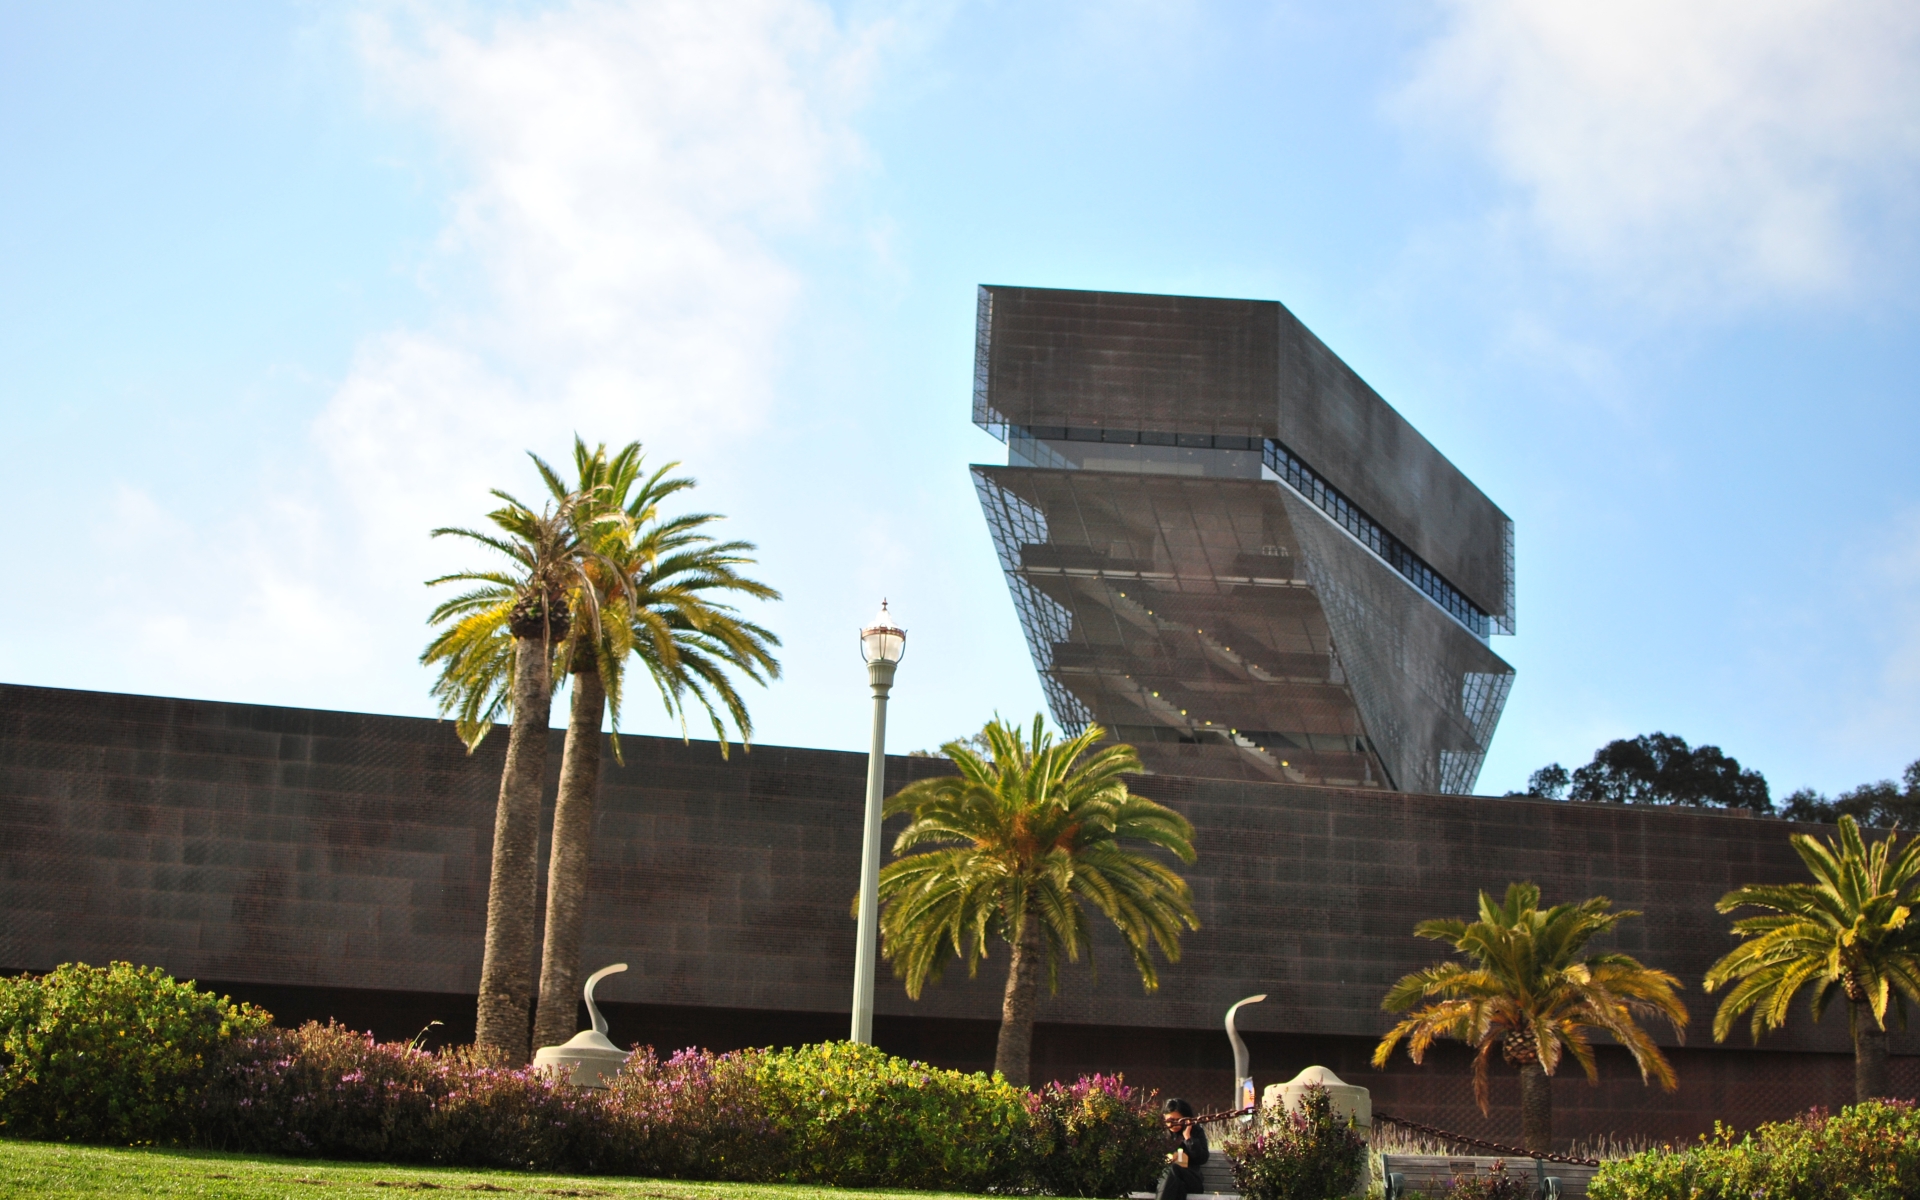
[970,286,1515,793]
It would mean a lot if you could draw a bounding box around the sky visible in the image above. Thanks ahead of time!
[2,0,1917,799]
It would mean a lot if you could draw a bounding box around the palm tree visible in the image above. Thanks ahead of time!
[1704,815,1920,1101]
[1371,882,1687,1153]
[875,715,1199,1086]
[422,458,625,1063]
[529,439,781,1052]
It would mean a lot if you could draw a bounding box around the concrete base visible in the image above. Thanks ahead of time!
[531,1030,630,1089]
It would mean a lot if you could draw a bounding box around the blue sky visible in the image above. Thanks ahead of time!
[3,0,1917,798]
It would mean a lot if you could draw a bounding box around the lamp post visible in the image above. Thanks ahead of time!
[850,600,906,1045]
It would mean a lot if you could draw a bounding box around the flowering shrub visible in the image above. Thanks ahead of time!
[601,1045,781,1180]
[1443,1160,1530,1199]
[1024,1073,1164,1197]
[1225,1086,1364,1200]
[751,1041,1030,1190]
[1588,1100,1920,1200]
[204,1021,623,1170]
[206,1025,787,1177]
[0,961,1207,1195]
[0,962,270,1144]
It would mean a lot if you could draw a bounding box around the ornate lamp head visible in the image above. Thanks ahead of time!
[860,600,906,664]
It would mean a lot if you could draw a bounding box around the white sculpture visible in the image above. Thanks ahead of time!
[530,963,630,1089]
[1263,1064,1371,1130]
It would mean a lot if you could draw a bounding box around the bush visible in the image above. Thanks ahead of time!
[1025,1073,1164,1197]
[0,960,1194,1194]
[1443,1160,1530,1199]
[209,1023,785,1177]
[1225,1086,1364,1200]
[751,1041,1030,1190]
[205,1021,623,1170]
[603,1045,781,1180]
[1588,1100,1920,1200]
[0,962,270,1144]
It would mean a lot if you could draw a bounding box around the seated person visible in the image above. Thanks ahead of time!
[1156,1098,1209,1200]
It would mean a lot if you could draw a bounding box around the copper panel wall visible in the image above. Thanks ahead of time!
[976,285,1512,619]
[974,466,1510,792]
[1,683,1912,1145]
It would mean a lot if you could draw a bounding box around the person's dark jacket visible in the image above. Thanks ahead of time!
[1172,1123,1209,1170]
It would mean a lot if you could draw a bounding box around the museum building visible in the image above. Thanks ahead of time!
[970,286,1514,793]
[0,288,1912,1148]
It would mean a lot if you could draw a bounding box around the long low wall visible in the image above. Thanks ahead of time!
[1,683,1912,1146]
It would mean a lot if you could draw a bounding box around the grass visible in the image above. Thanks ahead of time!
[0,1141,978,1200]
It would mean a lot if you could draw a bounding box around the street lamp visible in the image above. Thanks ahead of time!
[850,600,906,1045]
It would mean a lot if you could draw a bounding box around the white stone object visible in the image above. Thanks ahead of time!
[532,962,630,1089]
[1263,1065,1371,1129]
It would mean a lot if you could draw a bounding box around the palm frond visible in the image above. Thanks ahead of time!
[874,715,1196,1001]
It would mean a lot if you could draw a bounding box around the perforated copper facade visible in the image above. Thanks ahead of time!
[972,285,1514,792]
[3,682,1912,1143]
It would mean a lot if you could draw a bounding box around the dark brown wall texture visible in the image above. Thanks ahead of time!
[1,683,1912,1147]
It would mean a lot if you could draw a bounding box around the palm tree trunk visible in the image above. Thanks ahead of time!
[1854,1010,1890,1101]
[994,911,1045,1086]
[531,661,606,1052]
[474,634,554,1064]
[1519,1064,1552,1153]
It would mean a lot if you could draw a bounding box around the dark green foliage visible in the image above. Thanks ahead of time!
[1781,760,1920,828]
[750,1041,1029,1190]
[1520,764,1569,800]
[1224,1087,1364,1200]
[1024,1074,1163,1197]
[1572,734,1770,810]
[0,962,271,1144]
[1588,1100,1920,1200]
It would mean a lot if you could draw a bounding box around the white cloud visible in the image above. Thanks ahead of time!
[1399,0,1920,304]
[80,0,878,714]
[332,0,877,526]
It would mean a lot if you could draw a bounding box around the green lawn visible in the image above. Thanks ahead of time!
[0,1141,977,1200]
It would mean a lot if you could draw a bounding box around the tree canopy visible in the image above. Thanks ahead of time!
[1511,732,1770,812]
[1780,761,1920,830]
[1704,815,1920,1099]
[875,715,1197,1083]
[1372,881,1686,1151]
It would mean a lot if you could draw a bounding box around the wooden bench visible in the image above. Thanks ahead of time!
[1380,1154,1598,1198]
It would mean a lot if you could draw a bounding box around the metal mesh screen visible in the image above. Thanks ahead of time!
[973,468,1094,734]
[1277,486,1513,794]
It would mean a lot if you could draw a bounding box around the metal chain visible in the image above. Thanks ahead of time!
[1372,1110,1600,1167]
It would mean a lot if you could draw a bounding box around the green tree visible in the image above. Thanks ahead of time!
[1510,733,1769,811]
[1372,882,1687,1153]
[1779,760,1920,829]
[422,460,622,1062]
[1704,815,1920,1101]
[529,439,780,1051]
[875,716,1198,1086]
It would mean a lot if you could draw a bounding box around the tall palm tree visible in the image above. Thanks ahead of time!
[1372,882,1687,1153]
[875,716,1198,1086]
[1704,815,1920,1101]
[422,459,625,1063]
[529,439,781,1052]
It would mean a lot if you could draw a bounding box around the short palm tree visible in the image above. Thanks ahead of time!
[529,439,780,1051]
[1372,882,1687,1153]
[1705,815,1920,1101]
[875,715,1199,1086]
[422,457,625,1063]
